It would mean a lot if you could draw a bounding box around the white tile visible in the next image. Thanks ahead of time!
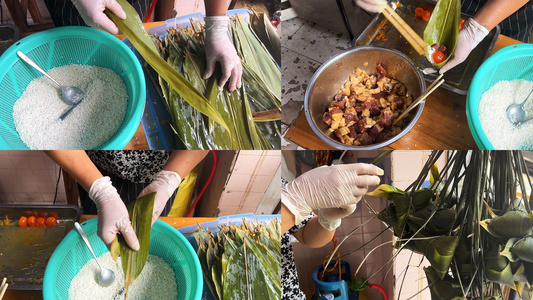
[232,154,261,175]
[256,155,280,176]
[250,175,274,193]
[218,191,245,207]
[225,174,252,192]
[242,192,264,207]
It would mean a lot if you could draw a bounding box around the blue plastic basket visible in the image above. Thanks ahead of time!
[43,218,202,300]
[466,43,533,149]
[0,26,145,149]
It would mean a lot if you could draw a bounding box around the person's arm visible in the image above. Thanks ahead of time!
[282,204,335,248]
[139,150,209,223]
[44,150,139,251]
[204,0,228,16]
[440,0,529,73]
[473,0,529,32]
[44,150,103,190]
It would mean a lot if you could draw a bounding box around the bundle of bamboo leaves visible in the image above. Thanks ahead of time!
[367,151,533,299]
[107,0,281,149]
[192,219,281,300]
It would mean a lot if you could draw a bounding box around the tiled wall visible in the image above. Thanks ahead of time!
[0,151,67,205]
[217,150,281,216]
[392,151,446,300]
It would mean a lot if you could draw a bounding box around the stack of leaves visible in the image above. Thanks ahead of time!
[192,219,281,300]
[110,192,156,300]
[107,0,281,149]
[365,151,533,299]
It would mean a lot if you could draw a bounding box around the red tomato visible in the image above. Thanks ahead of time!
[45,217,57,227]
[459,18,466,30]
[27,216,37,227]
[37,217,46,227]
[24,211,38,218]
[49,212,59,219]
[415,7,425,18]
[422,10,432,22]
[38,212,48,219]
[433,51,446,64]
[19,216,27,227]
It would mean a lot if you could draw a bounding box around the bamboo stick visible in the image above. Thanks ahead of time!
[381,4,427,55]
[0,278,8,300]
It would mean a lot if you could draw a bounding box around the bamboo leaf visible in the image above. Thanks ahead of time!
[106,0,229,132]
[366,184,404,198]
[485,246,515,286]
[416,236,459,279]
[423,0,461,69]
[510,237,533,263]
[485,211,533,238]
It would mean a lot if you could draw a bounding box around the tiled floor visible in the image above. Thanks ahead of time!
[281,17,352,150]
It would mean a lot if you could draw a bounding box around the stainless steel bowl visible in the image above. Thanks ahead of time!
[304,46,426,150]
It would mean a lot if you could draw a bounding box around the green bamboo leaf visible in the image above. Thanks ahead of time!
[510,237,533,262]
[424,266,463,300]
[113,192,156,298]
[106,0,229,132]
[366,184,404,198]
[510,260,527,282]
[416,236,459,279]
[485,246,515,286]
[430,163,440,185]
[408,203,456,235]
[411,189,435,211]
[249,12,281,66]
[485,211,533,238]
[423,0,461,69]
[500,238,520,262]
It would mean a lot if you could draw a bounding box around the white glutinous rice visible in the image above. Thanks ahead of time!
[478,79,533,149]
[13,64,128,149]
[68,253,177,300]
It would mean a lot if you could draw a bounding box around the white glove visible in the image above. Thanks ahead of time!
[355,0,388,13]
[71,0,126,35]
[282,163,383,231]
[440,18,489,73]
[89,176,139,251]
[203,16,242,92]
[138,171,181,225]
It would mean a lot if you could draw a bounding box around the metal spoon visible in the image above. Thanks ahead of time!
[16,51,84,119]
[506,89,533,125]
[74,222,115,287]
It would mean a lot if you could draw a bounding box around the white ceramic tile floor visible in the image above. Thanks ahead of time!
[281,17,352,149]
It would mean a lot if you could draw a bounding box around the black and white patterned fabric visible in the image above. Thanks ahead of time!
[282,212,314,300]
[87,150,171,183]
[461,0,533,42]
[44,0,149,28]
[80,150,174,215]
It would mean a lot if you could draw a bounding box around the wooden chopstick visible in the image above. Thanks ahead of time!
[0,277,8,300]
[393,74,445,126]
[381,4,427,55]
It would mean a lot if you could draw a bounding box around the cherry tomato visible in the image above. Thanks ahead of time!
[415,7,424,18]
[24,211,38,218]
[459,18,466,30]
[27,216,37,227]
[19,216,27,227]
[37,217,46,227]
[38,212,48,219]
[433,51,446,64]
[45,217,57,227]
[422,10,432,22]
[49,212,59,219]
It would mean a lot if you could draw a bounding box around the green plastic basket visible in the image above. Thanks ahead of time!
[466,43,533,149]
[42,218,202,300]
[0,26,145,149]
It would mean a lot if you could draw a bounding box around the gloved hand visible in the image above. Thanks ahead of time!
[71,0,126,35]
[203,16,242,92]
[440,18,489,74]
[138,171,181,225]
[355,0,388,13]
[89,176,139,251]
[282,163,383,231]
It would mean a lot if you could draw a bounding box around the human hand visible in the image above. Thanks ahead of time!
[440,18,489,73]
[203,16,242,92]
[89,176,139,250]
[138,171,181,225]
[71,0,126,35]
[282,163,383,230]
[355,0,388,13]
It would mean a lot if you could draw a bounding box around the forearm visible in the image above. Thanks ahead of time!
[473,0,529,31]
[44,150,102,191]
[204,0,228,16]
[163,150,209,179]
[283,204,335,248]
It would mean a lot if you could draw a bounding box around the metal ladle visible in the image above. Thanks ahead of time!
[507,89,533,126]
[17,51,84,120]
[74,222,115,287]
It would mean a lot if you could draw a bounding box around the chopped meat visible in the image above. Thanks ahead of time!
[392,96,405,110]
[376,64,387,80]
[381,109,393,128]
[323,112,332,125]
[369,101,381,116]
[332,99,346,110]
[372,90,390,99]
[360,132,374,145]
[344,107,358,125]
[369,124,384,140]
[348,126,358,139]
[431,44,448,57]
